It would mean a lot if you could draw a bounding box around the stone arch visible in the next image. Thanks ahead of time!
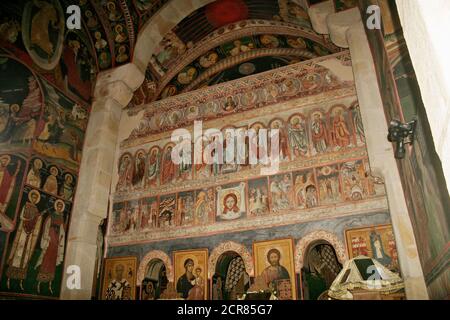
[294,230,347,273]
[208,241,254,278]
[133,0,216,73]
[137,250,174,285]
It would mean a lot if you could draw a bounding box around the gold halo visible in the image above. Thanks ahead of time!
[54,199,65,212]
[0,154,11,165]
[28,189,41,203]
[10,104,20,112]
[50,166,59,175]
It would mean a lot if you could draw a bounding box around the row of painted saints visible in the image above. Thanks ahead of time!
[111,159,379,235]
[5,188,67,294]
[117,104,366,192]
[25,158,76,201]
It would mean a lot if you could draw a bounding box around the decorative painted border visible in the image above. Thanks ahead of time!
[208,241,254,278]
[136,250,174,285]
[294,230,348,273]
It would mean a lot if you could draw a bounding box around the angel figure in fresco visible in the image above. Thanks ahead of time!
[261,249,291,296]
[0,155,21,232]
[43,166,59,195]
[106,264,131,300]
[35,199,66,294]
[146,148,160,187]
[116,154,133,192]
[311,113,328,154]
[26,158,43,187]
[331,110,351,148]
[6,190,42,290]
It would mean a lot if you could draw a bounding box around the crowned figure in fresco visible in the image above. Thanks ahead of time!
[0,155,21,232]
[261,249,291,297]
[35,199,66,294]
[6,190,42,290]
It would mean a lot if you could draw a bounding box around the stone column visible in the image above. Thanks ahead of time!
[60,64,144,299]
[345,19,428,300]
[308,6,429,299]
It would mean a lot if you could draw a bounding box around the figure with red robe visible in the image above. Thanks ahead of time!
[35,199,66,295]
[161,146,176,184]
[332,110,351,148]
[0,155,21,232]
[6,190,42,290]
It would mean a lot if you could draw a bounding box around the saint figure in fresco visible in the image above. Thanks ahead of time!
[261,249,291,295]
[146,148,160,187]
[332,110,351,148]
[60,174,74,201]
[132,151,146,189]
[0,155,21,231]
[35,199,66,295]
[311,113,328,153]
[6,190,42,290]
[161,146,176,184]
[288,117,308,157]
[116,155,133,192]
[105,264,132,300]
[43,166,59,195]
[26,158,43,188]
[177,259,195,299]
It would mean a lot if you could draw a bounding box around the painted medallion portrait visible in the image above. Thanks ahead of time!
[22,0,65,71]
[174,249,208,300]
[216,182,246,221]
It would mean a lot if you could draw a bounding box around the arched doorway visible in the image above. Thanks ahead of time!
[301,241,342,300]
[141,258,169,300]
[212,251,250,300]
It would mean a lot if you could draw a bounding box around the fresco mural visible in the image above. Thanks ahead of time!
[0,1,98,104]
[0,52,89,298]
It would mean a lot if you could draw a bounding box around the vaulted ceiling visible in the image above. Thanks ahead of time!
[0,0,359,105]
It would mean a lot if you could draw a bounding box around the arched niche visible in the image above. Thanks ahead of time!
[294,230,347,273]
[301,239,343,300]
[137,250,174,285]
[208,241,254,278]
[140,258,169,300]
[212,251,250,300]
